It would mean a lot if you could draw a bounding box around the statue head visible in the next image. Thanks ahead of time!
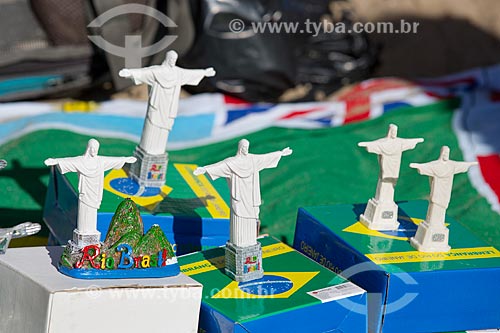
[237,139,250,156]
[163,50,178,67]
[440,146,450,161]
[86,139,100,157]
[387,124,398,139]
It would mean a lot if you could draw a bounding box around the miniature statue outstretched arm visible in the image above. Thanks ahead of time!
[193,160,231,180]
[409,162,434,176]
[401,138,424,151]
[205,67,216,77]
[358,141,382,154]
[118,68,132,78]
[282,147,293,156]
[193,167,206,176]
[101,156,137,171]
[453,161,478,174]
[254,148,292,171]
[44,158,59,166]
[119,67,156,86]
[44,157,81,174]
[180,67,216,86]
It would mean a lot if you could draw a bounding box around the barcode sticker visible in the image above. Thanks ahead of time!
[307,282,365,303]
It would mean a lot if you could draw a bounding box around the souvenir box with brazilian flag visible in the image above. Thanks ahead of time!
[293,200,500,333]
[43,163,230,255]
[178,236,368,333]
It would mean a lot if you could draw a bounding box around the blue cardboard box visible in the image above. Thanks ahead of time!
[43,163,230,255]
[293,201,500,333]
[179,236,368,333]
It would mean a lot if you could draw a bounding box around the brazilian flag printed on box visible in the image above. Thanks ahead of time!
[178,236,367,333]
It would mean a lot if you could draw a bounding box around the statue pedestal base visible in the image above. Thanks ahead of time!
[410,221,450,252]
[225,241,263,282]
[70,229,100,250]
[65,229,101,262]
[129,146,168,189]
[360,198,400,231]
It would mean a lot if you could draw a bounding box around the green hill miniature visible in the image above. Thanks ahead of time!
[136,225,175,257]
[103,198,143,249]
[61,198,175,270]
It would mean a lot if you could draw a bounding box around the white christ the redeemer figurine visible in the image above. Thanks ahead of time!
[194,139,292,282]
[194,140,293,247]
[358,124,424,230]
[119,50,216,156]
[410,146,477,252]
[45,139,136,249]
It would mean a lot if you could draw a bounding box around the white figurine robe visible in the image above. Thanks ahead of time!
[122,51,215,155]
[45,139,136,235]
[195,140,292,247]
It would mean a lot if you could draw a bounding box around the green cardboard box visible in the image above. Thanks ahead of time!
[293,201,500,333]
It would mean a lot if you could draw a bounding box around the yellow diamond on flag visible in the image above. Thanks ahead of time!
[343,216,448,241]
[212,271,319,299]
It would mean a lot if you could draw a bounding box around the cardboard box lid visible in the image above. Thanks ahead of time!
[0,246,201,293]
[300,201,500,274]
